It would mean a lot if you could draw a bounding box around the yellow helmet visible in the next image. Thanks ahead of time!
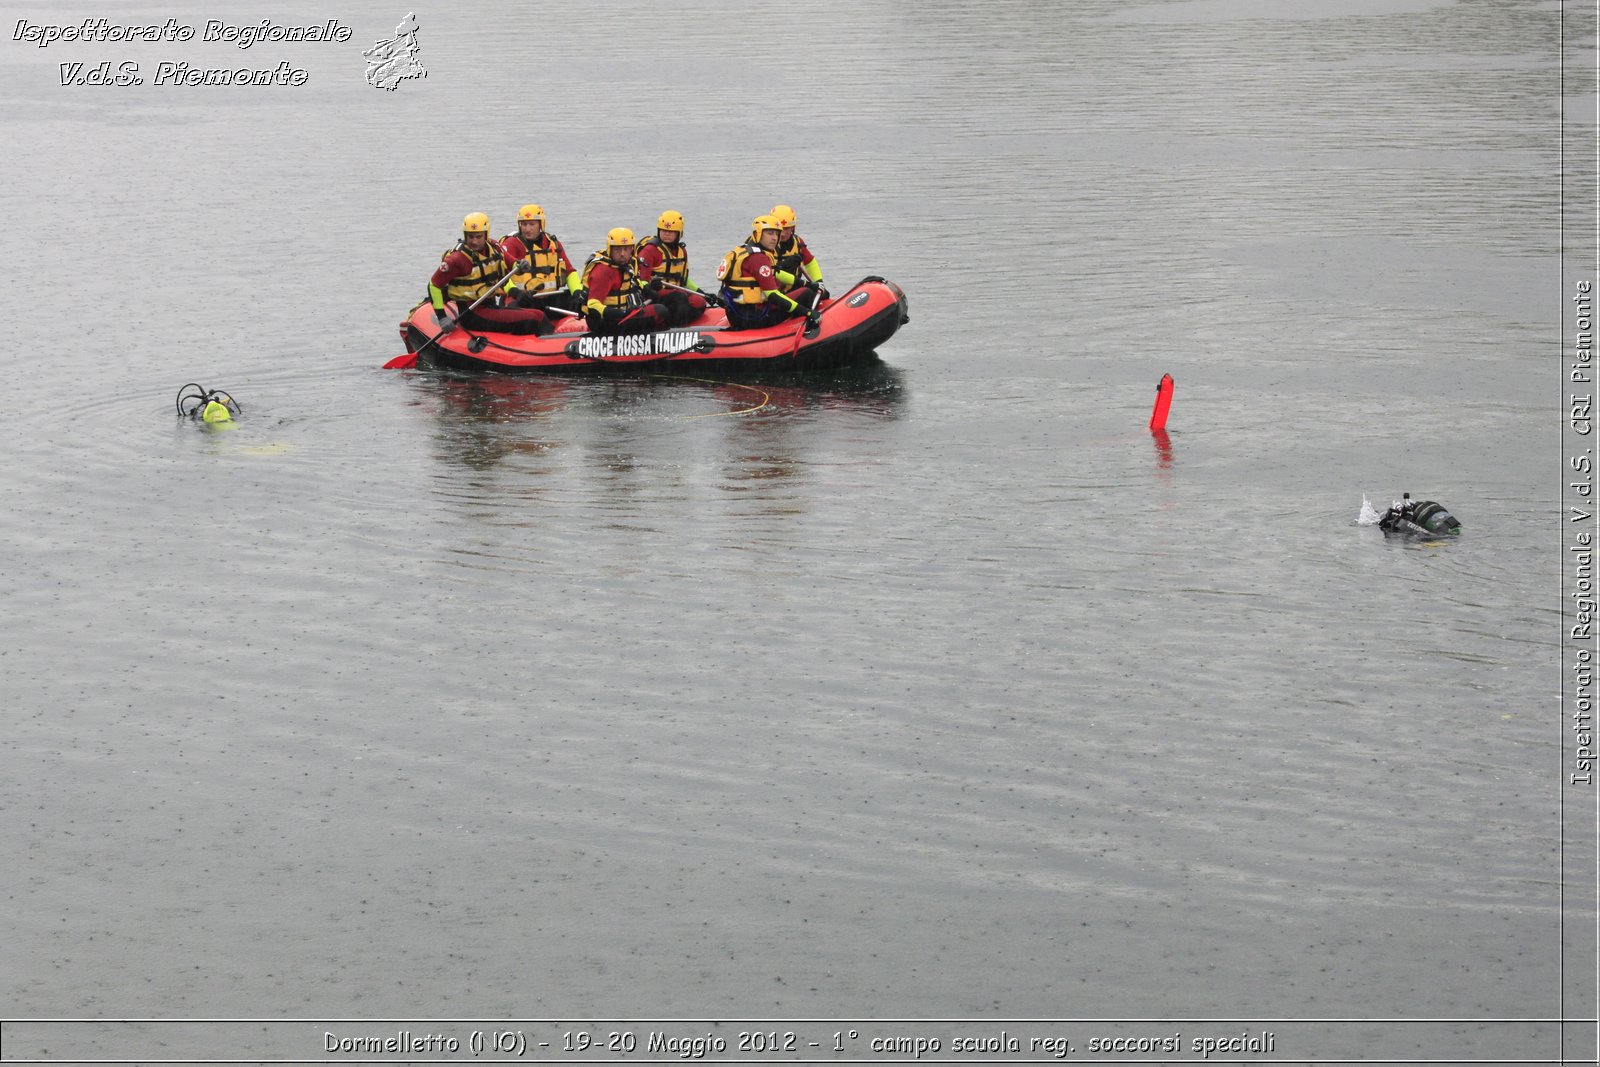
[606,227,636,249]
[462,212,491,234]
[750,214,782,242]
[657,210,684,233]
[771,204,797,230]
[517,204,546,223]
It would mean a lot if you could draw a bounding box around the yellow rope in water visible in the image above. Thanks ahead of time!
[649,374,771,419]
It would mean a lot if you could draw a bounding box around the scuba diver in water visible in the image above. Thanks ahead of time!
[176,383,240,423]
[1378,494,1462,537]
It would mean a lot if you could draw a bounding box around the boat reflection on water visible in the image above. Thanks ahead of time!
[412,357,908,479]
[685,361,908,495]
[418,372,576,473]
[657,358,908,418]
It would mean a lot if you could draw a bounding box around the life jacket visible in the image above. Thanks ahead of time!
[717,241,770,306]
[772,234,807,288]
[439,240,508,302]
[581,251,641,310]
[502,232,567,292]
[638,236,689,287]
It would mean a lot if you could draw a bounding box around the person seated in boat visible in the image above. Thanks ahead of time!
[428,212,551,336]
[635,209,714,328]
[497,203,581,312]
[581,228,677,336]
[716,215,816,331]
[770,203,828,304]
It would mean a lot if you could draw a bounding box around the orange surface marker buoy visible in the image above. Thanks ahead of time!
[1149,374,1174,432]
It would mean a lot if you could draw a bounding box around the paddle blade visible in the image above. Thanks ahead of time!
[1149,373,1174,431]
[383,352,419,369]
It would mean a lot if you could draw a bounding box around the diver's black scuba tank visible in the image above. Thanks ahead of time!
[1379,493,1462,537]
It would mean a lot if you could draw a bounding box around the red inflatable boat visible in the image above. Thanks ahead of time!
[396,277,908,374]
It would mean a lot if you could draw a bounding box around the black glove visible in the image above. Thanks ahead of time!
[587,305,626,331]
[805,310,822,329]
[433,308,455,329]
[813,282,829,300]
[645,277,665,296]
[515,257,533,274]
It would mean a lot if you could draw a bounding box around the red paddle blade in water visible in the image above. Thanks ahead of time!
[1149,373,1174,431]
[383,352,418,369]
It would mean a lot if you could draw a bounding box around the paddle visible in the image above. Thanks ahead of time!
[786,288,825,359]
[508,284,583,319]
[661,281,725,308]
[383,264,522,369]
[801,286,824,338]
[515,283,579,309]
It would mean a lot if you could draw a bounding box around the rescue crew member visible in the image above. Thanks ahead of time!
[716,215,815,331]
[428,212,551,336]
[770,203,827,303]
[581,228,676,336]
[498,204,582,312]
[635,209,712,328]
